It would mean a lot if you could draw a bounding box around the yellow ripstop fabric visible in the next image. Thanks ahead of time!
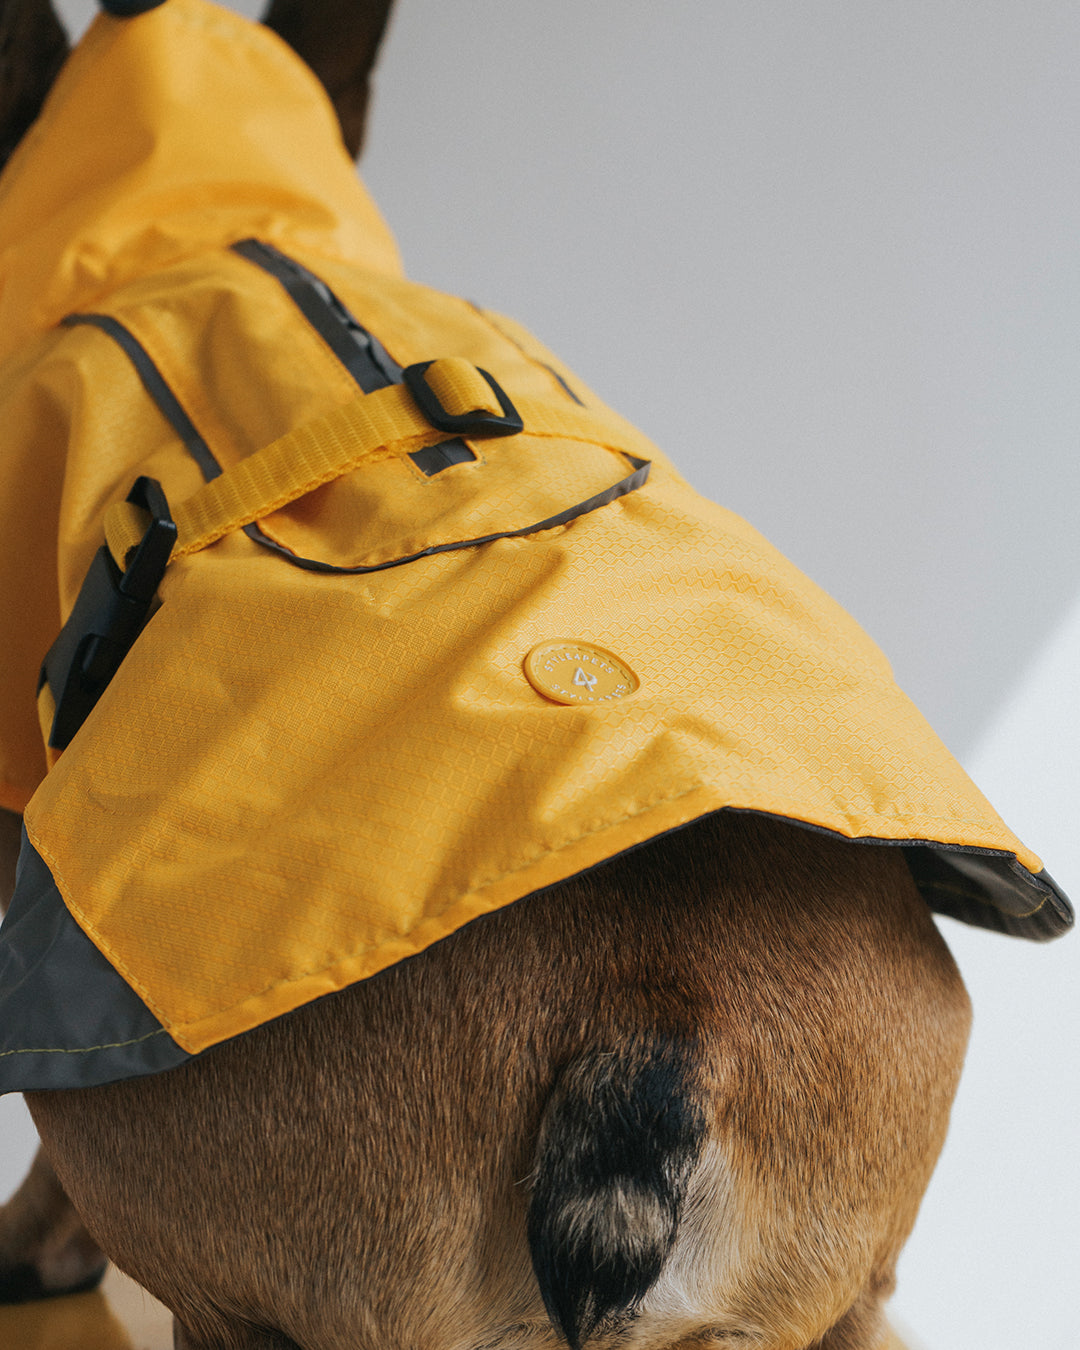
[0,0,1054,1054]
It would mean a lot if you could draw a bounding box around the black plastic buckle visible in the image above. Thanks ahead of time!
[40,477,177,751]
[403,361,524,438]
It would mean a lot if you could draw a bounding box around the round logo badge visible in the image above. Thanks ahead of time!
[523,641,639,705]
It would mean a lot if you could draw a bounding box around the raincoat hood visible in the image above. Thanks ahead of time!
[0,0,1071,1096]
[0,0,401,362]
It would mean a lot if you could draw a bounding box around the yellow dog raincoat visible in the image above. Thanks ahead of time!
[0,0,1071,1093]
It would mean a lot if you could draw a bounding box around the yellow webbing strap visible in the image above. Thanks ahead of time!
[421,357,502,418]
[105,375,654,570]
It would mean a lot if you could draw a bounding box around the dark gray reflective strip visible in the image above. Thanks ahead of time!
[65,253,572,576]
[231,238,402,392]
[59,250,650,575]
[540,362,586,406]
[61,314,222,482]
[0,802,1069,1099]
[0,829,191,1093]
[465,302,588,407]
[903,846,1073,941]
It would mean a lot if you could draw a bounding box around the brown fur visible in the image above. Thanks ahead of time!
[0,0,68,171]
[0,6,972,1348]
[262,0,394,158]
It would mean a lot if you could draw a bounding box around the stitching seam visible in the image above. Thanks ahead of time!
[0,1028,167,1059]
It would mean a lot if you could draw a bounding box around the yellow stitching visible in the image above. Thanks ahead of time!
[27,780,702,1035]
[191,788,1051,1019]
[0,1028,167,1059]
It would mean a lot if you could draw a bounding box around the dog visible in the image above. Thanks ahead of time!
[0,4,1071,1349]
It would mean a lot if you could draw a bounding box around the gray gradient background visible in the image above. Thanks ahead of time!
[2,4,1078,1348]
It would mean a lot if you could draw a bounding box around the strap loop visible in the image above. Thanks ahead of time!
[404,359,523,437]
[106,499,153,570]
[422,358,502,418]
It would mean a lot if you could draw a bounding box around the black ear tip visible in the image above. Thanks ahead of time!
[100,1,169,15]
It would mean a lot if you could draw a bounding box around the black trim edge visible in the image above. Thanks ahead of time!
[61,314,222,481]
[0,806,1069,1097]
[714,807,1074,941]
[231,239,402,393]
[101,0,167,14]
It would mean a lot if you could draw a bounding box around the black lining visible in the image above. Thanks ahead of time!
[903,847,1071,940]
[231,238,402,392]
[717,807,1074,940]
[0,828,191,1094]
[1,803,1069,1097]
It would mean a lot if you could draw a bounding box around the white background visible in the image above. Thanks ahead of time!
[3,4,1078,1347]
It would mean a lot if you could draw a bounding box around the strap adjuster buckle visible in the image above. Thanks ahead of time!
[404,359,524,438]
[40,477,176,751]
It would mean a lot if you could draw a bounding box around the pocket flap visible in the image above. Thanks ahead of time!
[253,431,649,574]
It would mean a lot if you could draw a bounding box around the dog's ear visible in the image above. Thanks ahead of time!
[262,0,395,159]
[0,0,69,172]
